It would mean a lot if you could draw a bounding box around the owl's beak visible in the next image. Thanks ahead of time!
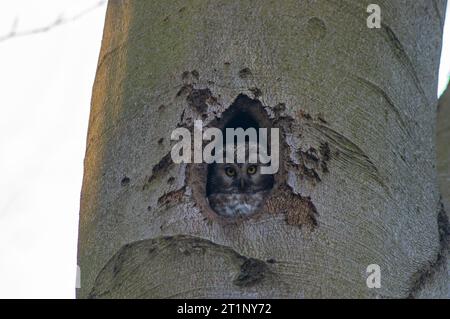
[239,178,247,191]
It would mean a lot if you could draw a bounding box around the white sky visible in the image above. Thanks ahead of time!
[0,1,448,299]
[439,4,450,95]
[0,0,106,298]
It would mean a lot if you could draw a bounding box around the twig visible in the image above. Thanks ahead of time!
[0,0,106,43]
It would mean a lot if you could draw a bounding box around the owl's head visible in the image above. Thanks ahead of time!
[206,161,274,195]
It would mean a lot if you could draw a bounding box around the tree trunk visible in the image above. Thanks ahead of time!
[438,83,450,213]
[437,83,450,298]
[77,0,448,298]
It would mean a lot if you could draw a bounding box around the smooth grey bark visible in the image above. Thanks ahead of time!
[77,0,448,298]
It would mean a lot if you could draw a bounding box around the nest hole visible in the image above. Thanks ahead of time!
[189,94,283,223]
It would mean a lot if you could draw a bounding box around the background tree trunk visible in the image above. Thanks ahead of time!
[437,83,450,298]
[77,0,448,298]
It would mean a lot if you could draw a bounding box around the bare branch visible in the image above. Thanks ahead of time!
[0,1,106,43]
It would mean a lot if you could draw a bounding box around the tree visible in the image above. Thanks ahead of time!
[438,82,450,211]
[437,81,450,299]
[77,0,448,298]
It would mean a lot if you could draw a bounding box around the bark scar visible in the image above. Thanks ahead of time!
[406,202,449,298]
[233,258,269,287]
[88,235,278,298]
[143,152,173,190]
[307,122,390,195]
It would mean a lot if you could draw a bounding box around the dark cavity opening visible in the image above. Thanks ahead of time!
[213,94,266,143]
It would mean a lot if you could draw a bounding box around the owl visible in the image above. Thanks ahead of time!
[206,146,274,218]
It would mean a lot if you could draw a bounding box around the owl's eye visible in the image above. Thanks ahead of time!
[225,166,236,177]
[247,165,257,175]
